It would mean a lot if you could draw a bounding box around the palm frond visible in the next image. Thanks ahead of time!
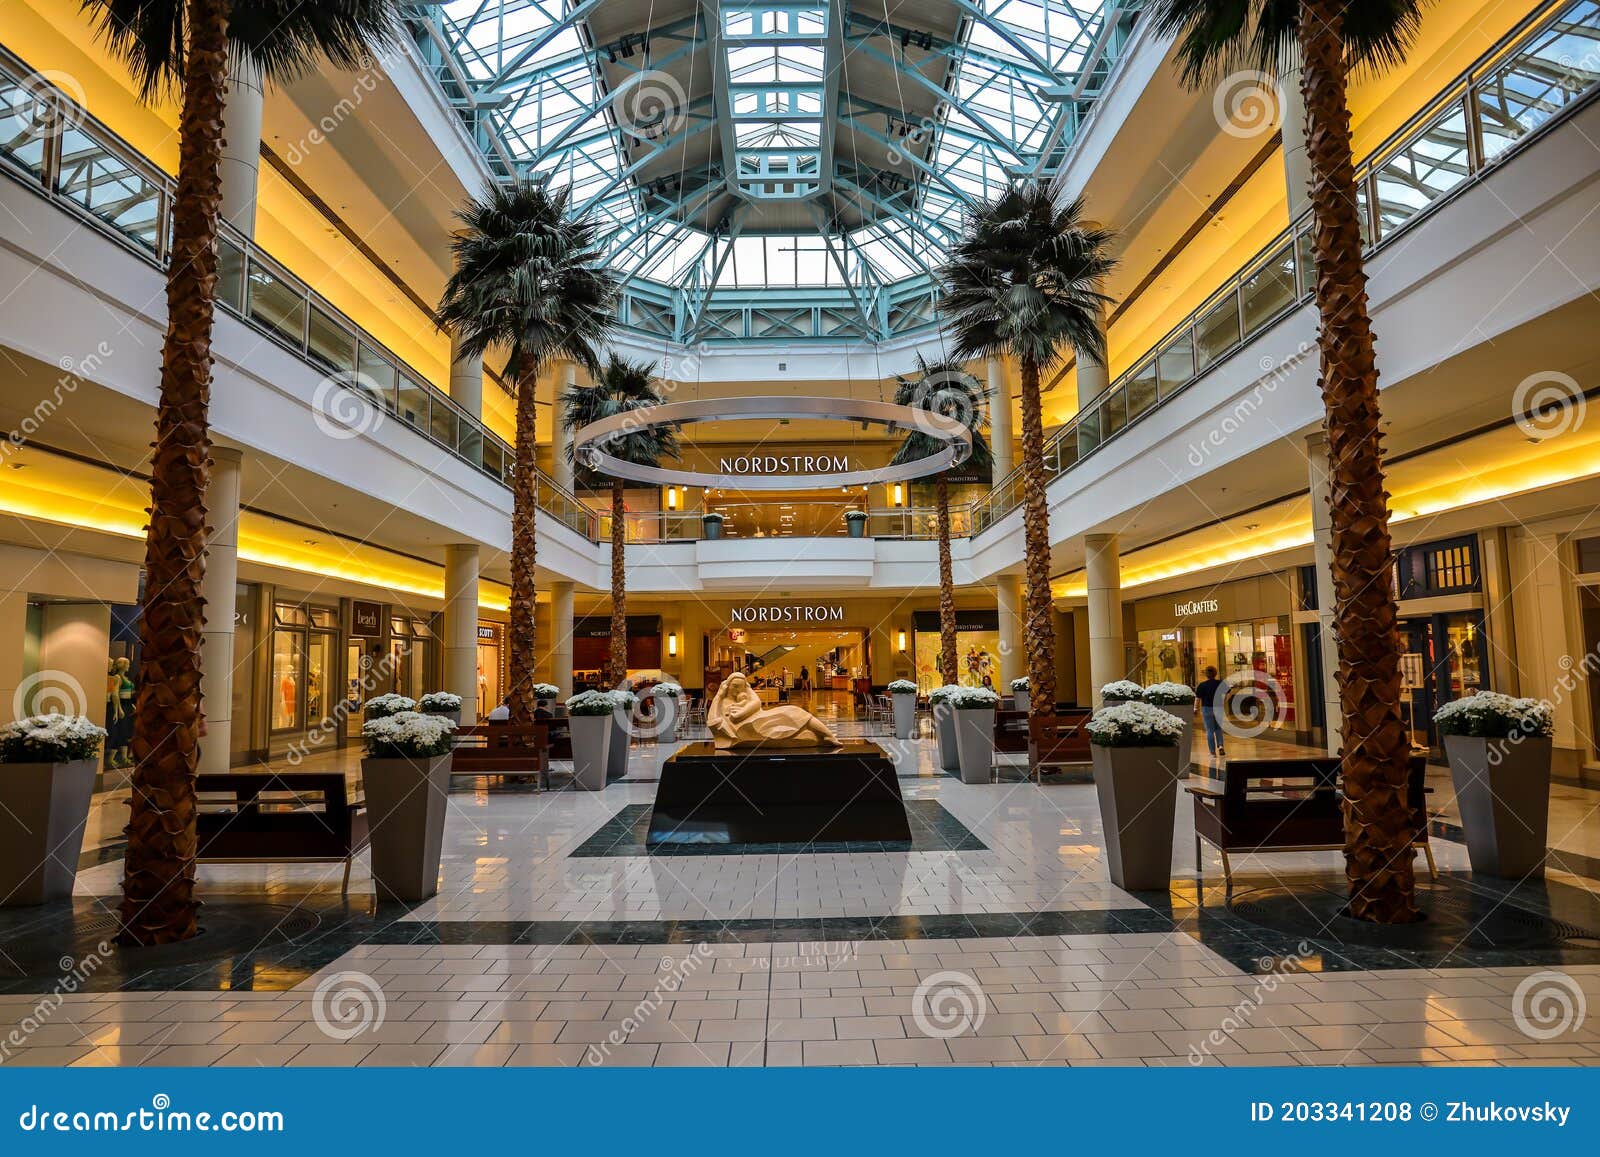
[560,355,679,470]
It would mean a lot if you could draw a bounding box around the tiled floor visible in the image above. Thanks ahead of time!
[5,725,1598,1067]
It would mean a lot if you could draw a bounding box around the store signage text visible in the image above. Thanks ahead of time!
[351,600,384,637]
[718,453,850,475]
[1173,597,1220,619]
[729,604,846,625]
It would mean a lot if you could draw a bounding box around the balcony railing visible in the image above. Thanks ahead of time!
[967,0,1600,537]
[0,46,598,541]
[606,504,965,543]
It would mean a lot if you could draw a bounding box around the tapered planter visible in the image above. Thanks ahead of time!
[1445,734,1552,878]
[1155,703,1194,776]
[1011,693,1027,713]
[891,692,916,740]
[608,713,631,781]
[570,715,613,791]
[362,752,452,903]
[653,696,681,742]
[424,708,462,726]
[0,759,97,906]
[1092,744,1182,891]
[954,706,996,785]
[933,702,960,773]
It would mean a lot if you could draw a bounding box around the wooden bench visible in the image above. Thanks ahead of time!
[196,773,368,893]
[994,709,1030,754]
[1027,711,1094,783]
[453,723,549,787]
[1187,755,1436,893]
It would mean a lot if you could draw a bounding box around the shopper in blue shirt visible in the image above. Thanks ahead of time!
[1195,666,1227,762]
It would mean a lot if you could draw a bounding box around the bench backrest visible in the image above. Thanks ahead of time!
[455,723,547,748]
[1212,755,1429,845]
[1028,712,1093,762]
[195,773,362,856]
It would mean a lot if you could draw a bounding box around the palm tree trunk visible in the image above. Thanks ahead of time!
[1017,359,1057,717]
[118,0,230,948]
[936,474,958,684]
[1299,0,1418,923]
[609,477,627,686]
[506,359,540,727]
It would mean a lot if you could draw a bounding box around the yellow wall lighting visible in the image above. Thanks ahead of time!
[667,631,678,657]
[897,629,908,652]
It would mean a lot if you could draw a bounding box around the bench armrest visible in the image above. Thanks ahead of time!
[1184,784,1224,799]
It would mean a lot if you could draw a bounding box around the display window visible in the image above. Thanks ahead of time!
[269,602,340,738]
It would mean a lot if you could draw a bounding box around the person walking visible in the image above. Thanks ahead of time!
[1196,666,1227,763]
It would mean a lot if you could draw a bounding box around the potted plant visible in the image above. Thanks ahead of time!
[1143,682,1196,776]
[844,510,869,539]
[0,714,105,906]
[609,689,637,780]
[949,685,1001,784]
[1436,692,1555,878]
[364,692,417,720]
[1009,676,1029,713]
[887,679,918,740]
[532,683,562,716]
[566,690,617,790]
[928,685,963,774]
[1100,680,1143,706]
[1086,700,1186,890]
[702,511,725,540]
[360,710,456,903]
[418,691,463,725]
[651,682,683,740]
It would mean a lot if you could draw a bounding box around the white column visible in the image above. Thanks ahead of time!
[449,335,483,422]
[1084,532,1123,708]
[986,357,1013,482]
[0,592,26,723]
[550,361,577,494]
[219,60,264,238]
[1278,44,1313,220]
[197,447,242,772]
[550,581,575,698]
[443,544,480,725]
[1306,433,1342,755]
[996,574,1024,688]
[1077,300,1109,411]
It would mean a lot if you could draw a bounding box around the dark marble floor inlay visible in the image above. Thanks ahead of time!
[568,801,987,857]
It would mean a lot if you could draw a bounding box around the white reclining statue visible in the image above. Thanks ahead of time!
[706,672,839,750]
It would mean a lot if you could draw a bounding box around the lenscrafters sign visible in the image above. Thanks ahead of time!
[1173,597,1220,619]
[729,604,846,625]
[719,453,850,475]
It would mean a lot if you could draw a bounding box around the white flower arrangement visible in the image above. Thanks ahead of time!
[364,693,417,719]
[1142,682,1196,705]
[0,714,106,764]
[945,685,1001,709]
[927,684,963,705]
[1100,679,1144,703]
[1010,676,1029,692]
[1086,701,1186,748]
[362,710,455,758]
[1434,691,1554,739]
[651,681,683,699]
[418,691,462,712]
[612,689,638,709]
[567,690,623,716]
[532,683,561,700]
[887,679,918,694]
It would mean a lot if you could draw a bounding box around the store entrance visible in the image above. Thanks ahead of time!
[269,602,340,751]
[1399,611,1488,753]
[707,627,868,717]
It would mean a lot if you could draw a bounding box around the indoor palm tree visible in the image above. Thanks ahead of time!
[82,0,406,946]
[561,357,679,686]
[939,185,1114,719]
[438,183,619,726]
[890,357,993,685]
[1147,0,1425,924]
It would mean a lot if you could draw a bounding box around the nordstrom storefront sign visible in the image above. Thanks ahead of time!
[718,453,851,475]
[1173,597,1220,619]
[729,604,846,625]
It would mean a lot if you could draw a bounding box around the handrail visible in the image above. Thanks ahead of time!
[0,45,599,542]
[966,0,1600,536]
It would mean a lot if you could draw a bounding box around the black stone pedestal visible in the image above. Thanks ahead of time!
[648,741,912,847]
